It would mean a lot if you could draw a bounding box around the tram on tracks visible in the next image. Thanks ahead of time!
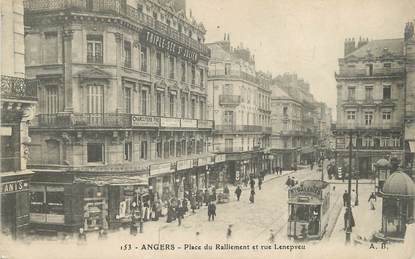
[287,180,330,240]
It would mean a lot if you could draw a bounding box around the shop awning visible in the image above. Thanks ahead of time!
[74,174,148,186]
[409,141,415,153]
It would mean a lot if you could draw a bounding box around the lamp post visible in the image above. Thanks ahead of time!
[346,131,353,244]
[355,131,359,206]
[205,170,210,189]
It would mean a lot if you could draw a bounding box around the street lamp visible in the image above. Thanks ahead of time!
[205,170,210,189]
[346,131,353,244]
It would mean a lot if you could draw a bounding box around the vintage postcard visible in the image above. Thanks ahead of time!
[0,0,414,258]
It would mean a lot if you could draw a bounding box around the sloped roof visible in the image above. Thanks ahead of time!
[271,86,293,99]
[346,38,404,58]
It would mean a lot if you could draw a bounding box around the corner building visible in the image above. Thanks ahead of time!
[207,37,272,185]
[334,38,405,178]
[24,0,213,233]
[1,0,38,239]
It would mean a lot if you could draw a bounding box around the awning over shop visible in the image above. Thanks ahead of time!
[409,141,415,153]
[74,174,148,186]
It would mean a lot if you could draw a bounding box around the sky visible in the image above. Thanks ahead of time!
[187,0,415,120]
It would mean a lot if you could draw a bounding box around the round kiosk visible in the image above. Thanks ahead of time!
[374,171,415,242]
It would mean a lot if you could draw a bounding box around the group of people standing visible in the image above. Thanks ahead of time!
[285,176,298,188]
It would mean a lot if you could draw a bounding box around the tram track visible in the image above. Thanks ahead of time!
[323,192,343,240]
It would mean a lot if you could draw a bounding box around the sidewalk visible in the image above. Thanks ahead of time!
[328,183,382,244]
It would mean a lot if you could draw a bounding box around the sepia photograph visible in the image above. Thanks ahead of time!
[0,0,415,258]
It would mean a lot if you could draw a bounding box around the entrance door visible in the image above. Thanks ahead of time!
[1,193,16,238]
[359,157,370,178]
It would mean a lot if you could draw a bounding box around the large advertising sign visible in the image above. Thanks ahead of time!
[132,115,160,127]
[140,29,199,63]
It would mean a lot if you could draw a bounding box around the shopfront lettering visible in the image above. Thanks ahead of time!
[1,180,29,193]
[132,115,160,127]
[140,29,199,63]
[289,185,322,198]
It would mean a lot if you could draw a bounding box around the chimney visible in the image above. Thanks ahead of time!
[344,38,356,57]
[405,22,414,41]
[173,0,186,13]
[357,36,369,48]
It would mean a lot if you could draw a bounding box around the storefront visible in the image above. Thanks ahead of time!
[149,163,174,202]
[208,155,226,188]
[29,171,148,233]
[176,159,195,198]
[1,173,32,239]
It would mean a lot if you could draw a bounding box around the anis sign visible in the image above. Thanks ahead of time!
[1,180,29,193]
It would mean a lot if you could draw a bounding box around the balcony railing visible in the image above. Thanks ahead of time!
[208,70,270,90]
[219,95,241,106]
[37,113,132,128]
[1,75,38,101]
[24,0,211,57]
[215,124,266,133]
[35,113,214,129]
[336,67,404,78]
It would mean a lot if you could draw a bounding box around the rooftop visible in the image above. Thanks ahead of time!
[346,38,404,58]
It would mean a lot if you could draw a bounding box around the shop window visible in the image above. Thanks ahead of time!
[124,142,132,161]
[30,185,64,223]
[176,141,181,157]
[170,140,175,157]
[87,143,104,163]
[156,140,162,158]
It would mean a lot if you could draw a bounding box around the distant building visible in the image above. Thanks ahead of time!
[1,0,38,239]
[24,0,215,233]
[207,35,272,184]
[271,74,320,168]
[334,37,405,178]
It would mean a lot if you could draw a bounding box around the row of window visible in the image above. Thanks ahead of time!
[224,138,269,152]
[223,110,270,126]
[347,85,392,100]
[336,137,400,148]
[87,139,207,163]
[346,111,392,125]
[222,84,271,109]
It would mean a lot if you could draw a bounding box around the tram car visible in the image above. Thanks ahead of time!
[287,180,330,240]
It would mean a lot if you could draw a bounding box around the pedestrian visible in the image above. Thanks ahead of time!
[368,192,376,210]
[98,228,107,240]
[235,186,242,201]
[208,201,216,221]
[176,200,183,226]
[182,197,188,215]
[343,190,349,207]
[351,189,357,207]
[250,178,255,190]
[310,162,314,171]
[258,177,263,190]
[268,229,275,243]
[77,228,87,245]
[223,185,230,195]
[344,207,355,231]
[196,190,203,208]
[286,176,291,188]
[204,189,210,206]
[226,225,232,239]
[249,189,255,203]
[190,195,197,213]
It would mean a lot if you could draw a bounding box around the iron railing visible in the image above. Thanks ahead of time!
[24,0,211,57]
[336,67,404,77]
[37,113,132,128]
[1,75,38,101]
[215,124,265,133]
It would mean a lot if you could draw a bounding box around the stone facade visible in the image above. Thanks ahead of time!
[334,37,405,178]
[207,36,272,184]
[1,0,38,239]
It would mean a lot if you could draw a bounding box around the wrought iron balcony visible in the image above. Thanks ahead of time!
[1,75,38,101]
[36,113,132,128]
[24,0,211,58]
[215,124,265,133]
[335,67,404,78]
[219,95,241,106]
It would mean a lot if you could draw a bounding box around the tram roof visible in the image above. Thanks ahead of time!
[299,180,329,190]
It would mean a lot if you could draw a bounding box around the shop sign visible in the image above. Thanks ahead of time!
[177,159,192,171]
[150,163,173,176]
[198,157,207,167]
[161,117,180,128]
[198,120,213,129]
[215,154,226,163]
[181,119,197,128]
[132,115,160,127]
[1,180,29,194]
[140,29,199,63]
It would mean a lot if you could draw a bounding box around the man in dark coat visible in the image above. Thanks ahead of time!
[208,202,216,221]
[204,190,210,206]
[343,190,349,207]
[258,177,263,190]
[250,178,255,190]
[235,186,242,201]
[344,207,355,231]
[249,189,255,203]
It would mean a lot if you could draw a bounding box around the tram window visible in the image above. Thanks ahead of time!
[294,205,309,221]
